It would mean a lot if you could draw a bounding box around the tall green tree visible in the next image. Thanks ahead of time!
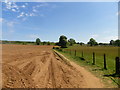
[87,38,98,46]
[80,42,84,46]
[110,40,115,45]
[59,35,68,48]
[47,41,51,45]
[109,39,120,46]
[36,38,41,45]
[68,38,76,46]
[114,39,120,46]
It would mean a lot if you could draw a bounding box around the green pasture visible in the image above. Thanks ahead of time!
[63,45,119,74]
[56,45,120,87]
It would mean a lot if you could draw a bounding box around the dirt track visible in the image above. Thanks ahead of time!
[2,44,104,88]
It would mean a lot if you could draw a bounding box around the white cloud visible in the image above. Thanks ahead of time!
[21,5,26,8]
[93,35,118,43]
[22,17,27,21]
[32,0,118,2]
[29,13,36,16]
[27,34,39,39]
[3,2,27,13]
[32,3,49,13]
[101,36,118,43]
[2,0,118,2]
[11,8,16,12]
[2,20,16,34]
[3,2,52,21]
[7,22,15,27]
[25,3,28,5]
[17,12,25,18]
[0,18,3,23]
[12,4,19,9]
[33,8,38,12]
[36,3,48,7]
[89,32,118,43]
[3,20,17,33]
[25,13,28,16]
[116,11,120,16]
[17,12,37,18]
[105,36,118,40]
[91,34,99,38]
[6,2,12,9]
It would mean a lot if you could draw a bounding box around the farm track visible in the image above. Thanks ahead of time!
[2,44,104,88]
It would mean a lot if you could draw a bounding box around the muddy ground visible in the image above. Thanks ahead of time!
[2,44,104,88]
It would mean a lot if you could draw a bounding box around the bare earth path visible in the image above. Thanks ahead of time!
[2,44,104,88]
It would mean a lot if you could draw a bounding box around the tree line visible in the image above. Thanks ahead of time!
[35,38,55,45]
[1,35,119,47]
[35,35,120,47]
[1,40,55,45]
[53,35,120,48]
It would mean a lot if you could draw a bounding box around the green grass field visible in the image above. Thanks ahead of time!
[56,45,120,87]
[63,45,119,73]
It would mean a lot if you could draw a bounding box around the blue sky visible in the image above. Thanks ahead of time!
[1,2,118,43]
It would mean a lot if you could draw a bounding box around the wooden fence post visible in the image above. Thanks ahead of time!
[92,52,95,65]
[75,50,76,56]
[104,54,107,70]
[115,57,120,75]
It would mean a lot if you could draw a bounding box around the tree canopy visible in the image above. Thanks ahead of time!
[68,38,76,46]
[87,38,98,46]
[59,35,68,48]
[109,39,120,46]
[36,38,41,45]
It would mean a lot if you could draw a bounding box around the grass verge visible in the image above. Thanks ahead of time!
[55,49,119,88]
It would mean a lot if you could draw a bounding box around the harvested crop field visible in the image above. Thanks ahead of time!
[2,44,104,88]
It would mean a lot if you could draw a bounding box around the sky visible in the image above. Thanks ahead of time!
[1,1,119,43]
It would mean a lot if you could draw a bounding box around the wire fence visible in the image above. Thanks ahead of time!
[57,48,120,87]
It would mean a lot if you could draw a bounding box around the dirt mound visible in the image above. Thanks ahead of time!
[2,64,35,88]
[2,44,104,88]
